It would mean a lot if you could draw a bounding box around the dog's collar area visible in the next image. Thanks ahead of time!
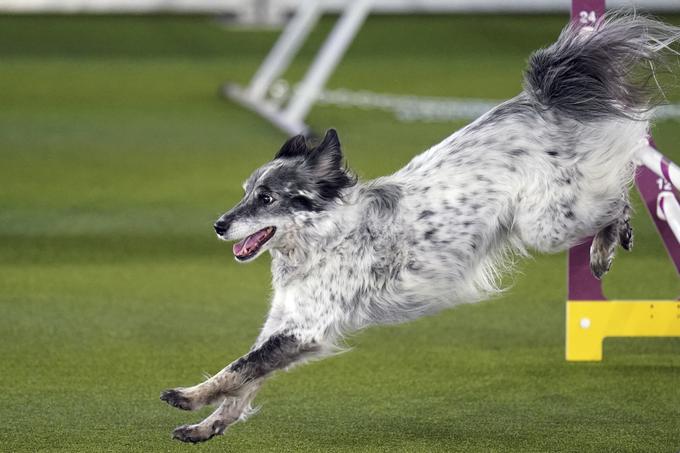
[233,226,276,261]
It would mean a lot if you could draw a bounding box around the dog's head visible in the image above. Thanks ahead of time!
[214,129,356,262]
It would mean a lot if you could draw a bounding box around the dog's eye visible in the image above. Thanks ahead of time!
[259,193,274,205]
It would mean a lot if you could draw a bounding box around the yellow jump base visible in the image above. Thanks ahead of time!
[566,300,680,361]
[564,148,679,362]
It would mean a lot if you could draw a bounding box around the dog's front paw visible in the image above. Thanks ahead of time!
[160,388,202,411]
[172,422,225,444]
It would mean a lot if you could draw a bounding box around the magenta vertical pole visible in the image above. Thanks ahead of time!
[568,0,680,299]
[567,0,607,301]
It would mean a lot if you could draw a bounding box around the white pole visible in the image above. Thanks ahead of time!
[658,192,680,243]
[637,144,680,243]
[638,144,680,191]
[246,0,322,101]
[282,0,373,127]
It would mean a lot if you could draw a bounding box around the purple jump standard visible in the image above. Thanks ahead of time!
[565,0,680,361]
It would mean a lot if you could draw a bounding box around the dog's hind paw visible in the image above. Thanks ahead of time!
[590,222,620,279]
[619,219,633,251]
[172,422,224,444]
[589,212,634,278]
[589,255,612,280]
[160,388,201,411]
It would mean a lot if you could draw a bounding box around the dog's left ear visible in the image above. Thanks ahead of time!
[306,129,343,174]
[304,129,355,200]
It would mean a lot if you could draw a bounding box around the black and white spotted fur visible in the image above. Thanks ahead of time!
[161,14,680,443]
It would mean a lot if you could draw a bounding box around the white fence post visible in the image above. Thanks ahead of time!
[246,0,322,100]
[280,0,373,130]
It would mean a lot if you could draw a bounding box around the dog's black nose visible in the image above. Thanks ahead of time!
[213,220,227,236]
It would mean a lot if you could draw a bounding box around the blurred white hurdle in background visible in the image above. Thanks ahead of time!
[224,0,680,136]
[224,0,373,136]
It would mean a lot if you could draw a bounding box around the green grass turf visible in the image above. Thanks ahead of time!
[1,13,680,452]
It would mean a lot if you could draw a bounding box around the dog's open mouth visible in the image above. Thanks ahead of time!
[233,226,276,261]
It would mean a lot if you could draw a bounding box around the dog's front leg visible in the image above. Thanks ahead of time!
[160,333,318,410]
[169,379,262,443]
[162,332,321,442]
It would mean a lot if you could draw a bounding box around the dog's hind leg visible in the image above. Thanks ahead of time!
[618,205,634,251]
[589,206,633,279]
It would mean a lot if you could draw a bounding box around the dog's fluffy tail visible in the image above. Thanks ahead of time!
[523,12,680,121]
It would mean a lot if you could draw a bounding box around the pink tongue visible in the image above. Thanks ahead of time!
[232,240,246,256]
[233,229,268,257]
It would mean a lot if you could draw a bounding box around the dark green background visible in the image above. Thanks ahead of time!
[1,14,679,452]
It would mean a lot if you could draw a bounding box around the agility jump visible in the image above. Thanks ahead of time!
[565,0,680,361]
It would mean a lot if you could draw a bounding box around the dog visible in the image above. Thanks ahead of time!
[161,13,679,443]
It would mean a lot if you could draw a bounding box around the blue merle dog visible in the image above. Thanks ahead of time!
[161,14,680,443]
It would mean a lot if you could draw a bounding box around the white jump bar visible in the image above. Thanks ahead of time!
[638,143,680,191]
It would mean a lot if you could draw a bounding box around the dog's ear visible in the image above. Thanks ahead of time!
[305,129,343,174]
[303,129,355,201]
[275,134,308,159]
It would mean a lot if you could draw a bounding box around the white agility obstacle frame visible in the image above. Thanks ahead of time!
[639,144,680,243]
[225,0,680,135]
[224,0,373,136]
[638,143,680,244]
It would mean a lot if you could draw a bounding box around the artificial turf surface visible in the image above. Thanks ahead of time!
[1,13,680,452]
